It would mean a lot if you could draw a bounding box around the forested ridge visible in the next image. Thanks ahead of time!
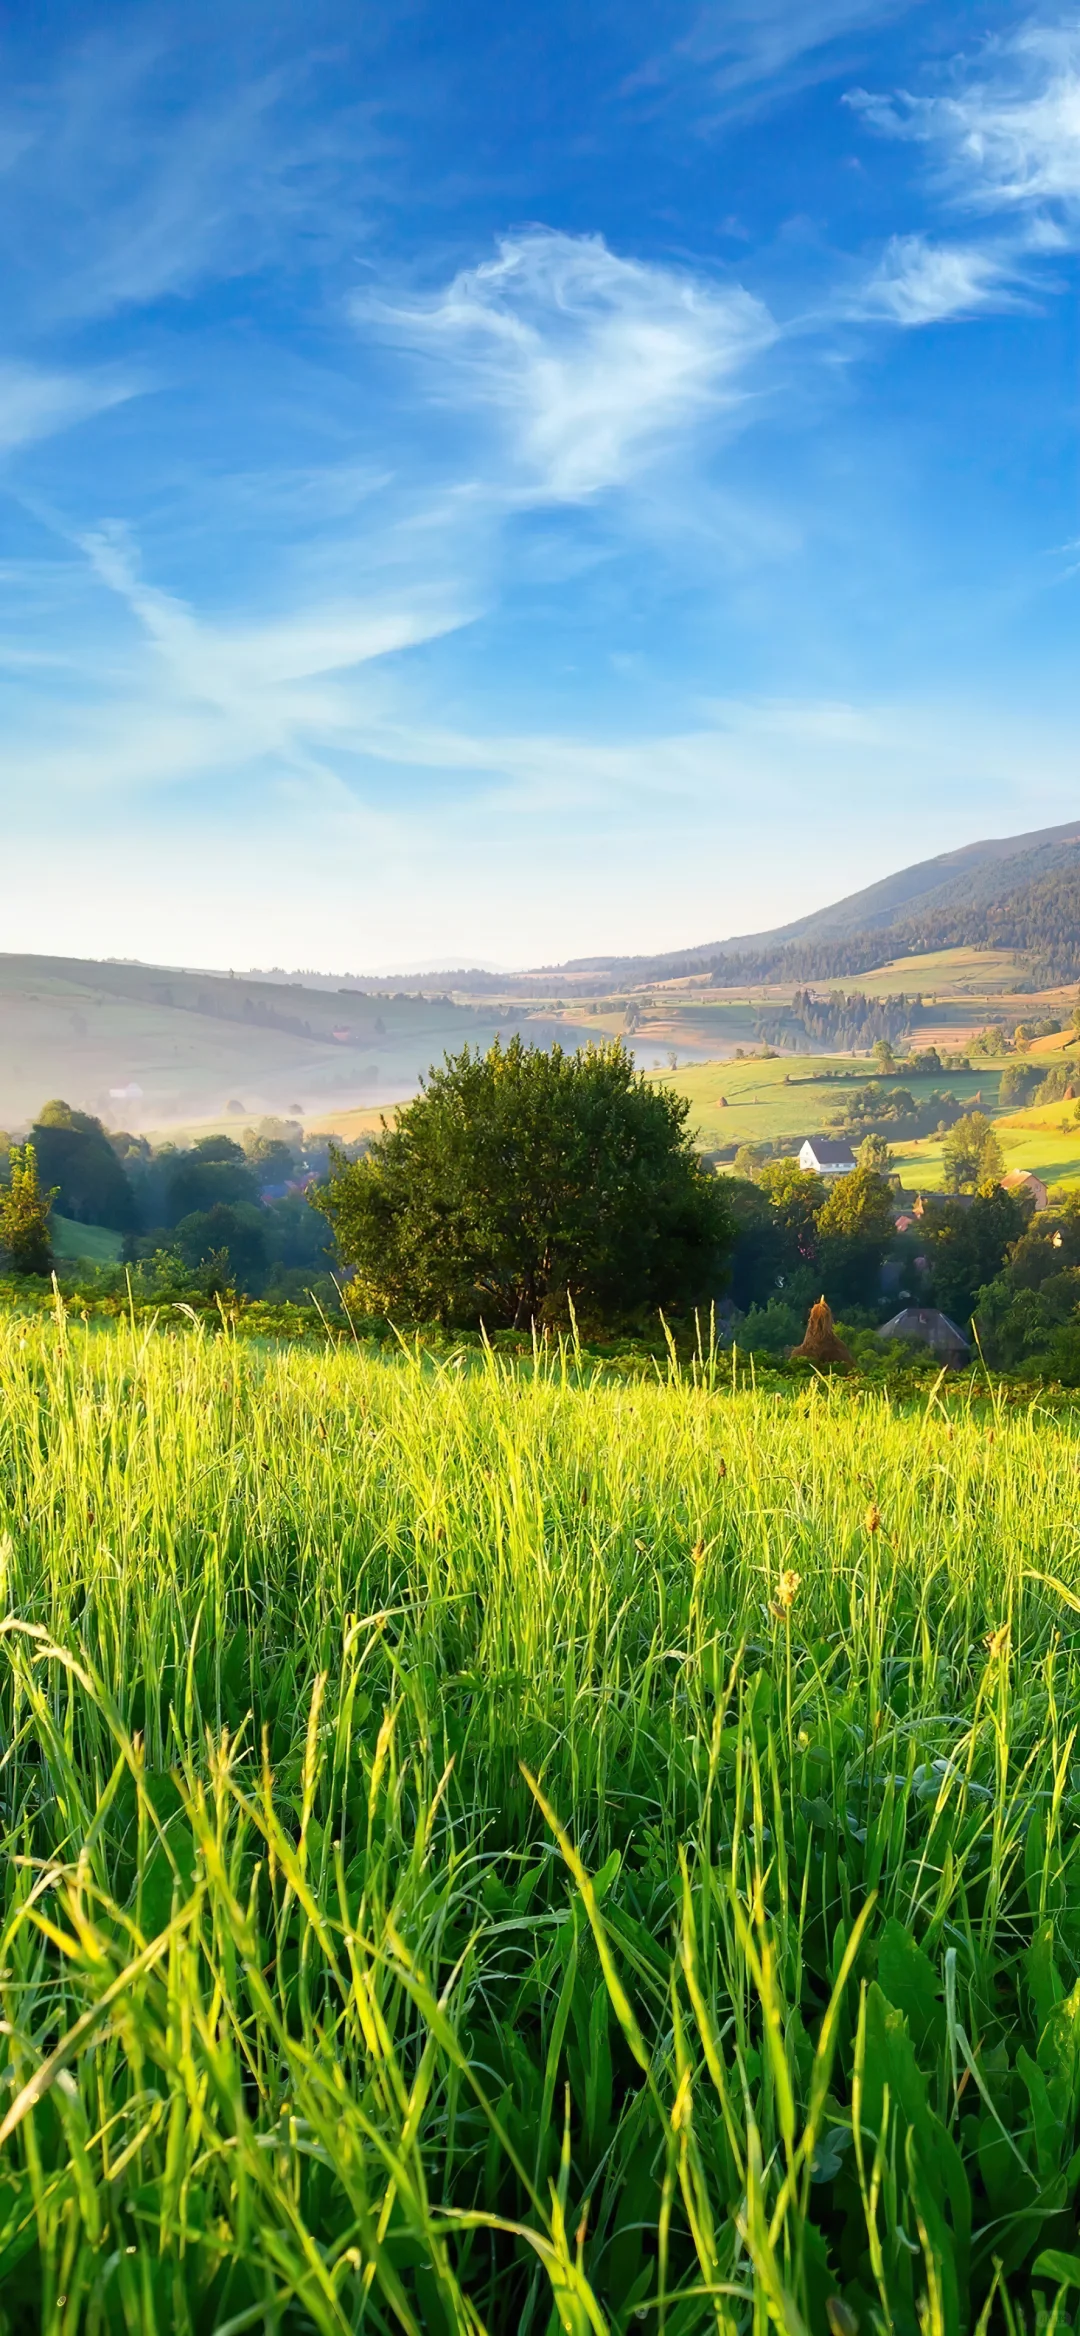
[423,834,1080,994]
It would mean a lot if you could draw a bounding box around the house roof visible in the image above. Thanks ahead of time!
[878,1306,970,1352]
[800,1138,856,1166]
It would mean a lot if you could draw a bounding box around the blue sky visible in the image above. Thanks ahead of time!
[2,0,1079,972]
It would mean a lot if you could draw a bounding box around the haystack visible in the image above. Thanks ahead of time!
[790,1297,853,1365]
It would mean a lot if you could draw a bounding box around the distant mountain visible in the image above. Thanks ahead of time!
[362,818,1080,994]
[716,817,1080,952]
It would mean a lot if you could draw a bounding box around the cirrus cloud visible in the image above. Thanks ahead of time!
[355,228,777,501]
[854,230,1033,324]
[849,20,1080,219]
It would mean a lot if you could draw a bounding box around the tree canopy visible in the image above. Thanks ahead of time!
[32,1102,138,1231]
[316,1036,734,1329]
[0,1144,55,1276]
[941,1111,1005,1194]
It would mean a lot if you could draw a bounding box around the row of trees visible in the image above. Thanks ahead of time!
[756,990,924,1055]
[0,1044,1052,1361]
[0,1105,340,1300]
[831,1080,973,1145]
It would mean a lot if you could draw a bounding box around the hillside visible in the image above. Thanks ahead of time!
[356,817,1080,995]
[0,955,592,1130]
[559,817,1080,988]
[717,816,1080,950]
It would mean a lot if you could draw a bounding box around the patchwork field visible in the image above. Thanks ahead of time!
[475,951,1075,1067]
[1,1319,1079,2329]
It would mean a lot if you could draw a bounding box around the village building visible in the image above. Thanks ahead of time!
[878,1306,971,1366]
[798,1138,856,1177]
[1001,1168,1049,1211]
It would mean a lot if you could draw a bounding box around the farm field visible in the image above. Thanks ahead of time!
[304,1054,1014,1166]
[652,1054,1008,1155]
[815,946,1031,997]
[890,1099,1080,1195]
[2,1318,1080,2329]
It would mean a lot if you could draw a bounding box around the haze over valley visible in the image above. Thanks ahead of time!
[3,818,1079,1140]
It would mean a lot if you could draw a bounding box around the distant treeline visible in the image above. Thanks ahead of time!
[754,989,925,1053]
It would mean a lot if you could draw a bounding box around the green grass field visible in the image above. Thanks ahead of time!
[50,1215,125,1264]
[307,1055,1010,1163]
[888,1088,1080,1195]
[2,1317,1080,2329]
[652,1055,1008,1155]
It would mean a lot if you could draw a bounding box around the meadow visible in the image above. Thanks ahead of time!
[649,1055,1008,1159]
[1,1317,1080,2331]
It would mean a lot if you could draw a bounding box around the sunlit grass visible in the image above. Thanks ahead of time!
[0,1317,1079,2329]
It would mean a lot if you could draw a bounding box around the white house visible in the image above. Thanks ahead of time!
[798,1138,857,1176]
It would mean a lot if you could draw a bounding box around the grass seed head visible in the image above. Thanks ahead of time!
[772,1566,802,1619]
[865,1501,882,1534]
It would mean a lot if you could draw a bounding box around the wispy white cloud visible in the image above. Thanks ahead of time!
[0,524,475,809]
[0,361,137,452]
[853,231,1031,324]
[628,0,926,124]
[83,527,463,696]
[850,20,1080,220]
[356,229,776,500]
[0,30,369,326]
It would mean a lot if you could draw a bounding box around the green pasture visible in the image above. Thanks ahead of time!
[890,1103,1080,1195]
[50,1214,125,1264]
[653,1055,1007,1156]
[1,1320,1080,2328]
[835,946,1035,998]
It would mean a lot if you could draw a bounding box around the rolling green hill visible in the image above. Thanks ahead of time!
[51,1214,125,1264]
[0,955,592,1131]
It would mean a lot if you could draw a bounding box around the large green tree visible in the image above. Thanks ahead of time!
[316,1037,734,1329]
[855,1130,892,1175]
[32,1101,137,1231]
[817,1164,897,1310]
[174,1202,269,1294]
[165,1137,259,1225]
[817,1164,895,1242]
[756,1161,825,1259]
